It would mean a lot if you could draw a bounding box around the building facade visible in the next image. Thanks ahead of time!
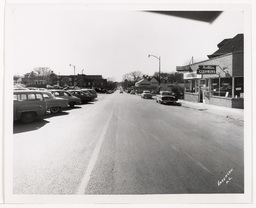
[21,72,107,90]
[176,34,244,109]
[59,74,107,89]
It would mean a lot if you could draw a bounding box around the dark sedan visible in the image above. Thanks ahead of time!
[67,90,94,104]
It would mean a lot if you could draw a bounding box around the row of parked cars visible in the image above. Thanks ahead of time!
[13,88,97,123]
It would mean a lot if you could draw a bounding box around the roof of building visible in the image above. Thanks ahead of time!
[135,78,151,85]
[208,34,244,59]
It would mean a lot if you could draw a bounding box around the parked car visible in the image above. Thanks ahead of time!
[141,90,152,99]
[156,91,178,104]
[106,90,114,94]
[49,90,82,108]
[41,91,69,114]
[130,90,135,94]
[68,90,94,103]
[13,90,47,123]
[81,89,97,99]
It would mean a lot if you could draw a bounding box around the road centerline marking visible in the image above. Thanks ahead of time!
[185,153,213,175]
[76,104,115,194]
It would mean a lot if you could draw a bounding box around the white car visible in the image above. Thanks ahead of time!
[141,90,152,99]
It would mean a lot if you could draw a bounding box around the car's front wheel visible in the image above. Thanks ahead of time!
[69,102,75,108]
[50,106,60,114]
[21,112,37,123]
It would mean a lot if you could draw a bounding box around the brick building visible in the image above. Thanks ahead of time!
[176,34,244,109]
[59,74,107,89]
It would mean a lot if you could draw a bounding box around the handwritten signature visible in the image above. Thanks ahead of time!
[218,168,233,186]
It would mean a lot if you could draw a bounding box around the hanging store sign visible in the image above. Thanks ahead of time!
[197,65,216,74]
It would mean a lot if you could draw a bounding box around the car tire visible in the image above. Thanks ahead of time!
[50,106,60,114]
[69,102,75,108]
[21,112,37,123]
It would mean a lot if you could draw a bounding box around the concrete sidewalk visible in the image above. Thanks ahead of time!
[178,100,244,122]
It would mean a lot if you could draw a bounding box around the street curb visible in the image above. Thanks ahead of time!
[179,102,244,122]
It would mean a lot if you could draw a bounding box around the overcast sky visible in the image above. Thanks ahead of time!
[6,5,244,82]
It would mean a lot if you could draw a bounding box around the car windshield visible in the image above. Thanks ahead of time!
[161,91,172,95]
[144,91,150,93]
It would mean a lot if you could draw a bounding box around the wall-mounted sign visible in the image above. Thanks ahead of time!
[183,72,201,80]
[197,65,216,74]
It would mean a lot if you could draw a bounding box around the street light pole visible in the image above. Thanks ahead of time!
[69,64,76,86]
[148,54,161,92]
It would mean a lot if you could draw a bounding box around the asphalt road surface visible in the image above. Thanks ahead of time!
[13,91,244,194]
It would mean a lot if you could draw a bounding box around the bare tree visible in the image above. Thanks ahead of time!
[122,71,143,82]
[33,67,53,79]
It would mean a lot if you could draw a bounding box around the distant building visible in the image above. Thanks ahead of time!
[21,71,55,87]
[20,71,107,89]
[59,74,107,89]
[135,78,156,93]
[134,77,186,95]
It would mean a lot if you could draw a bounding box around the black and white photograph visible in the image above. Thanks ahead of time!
[2,0,254,206]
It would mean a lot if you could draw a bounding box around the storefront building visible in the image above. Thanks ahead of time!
[176,34,244,109]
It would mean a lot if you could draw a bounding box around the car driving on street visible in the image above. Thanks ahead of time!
[141,90,152,99]
[156,91,178,104]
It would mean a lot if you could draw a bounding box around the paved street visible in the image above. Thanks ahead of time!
[13,91,244,194]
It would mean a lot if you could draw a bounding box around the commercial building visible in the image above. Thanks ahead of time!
[59,74,107,89]
[176,34,244,109]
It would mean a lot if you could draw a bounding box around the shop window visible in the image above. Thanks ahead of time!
[234,77,244,98]
[211,78,232,97]
[220,78,232,97]
[185,80,196,93]
[211,78,219,96]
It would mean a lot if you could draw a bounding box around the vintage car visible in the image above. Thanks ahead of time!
[68,90,94,103]
[49,89,82,108]
[156,91,178,104]
[41,91,69,114]
[13,90,47,123]
[81,89,97,99]
[141,90,152,99]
